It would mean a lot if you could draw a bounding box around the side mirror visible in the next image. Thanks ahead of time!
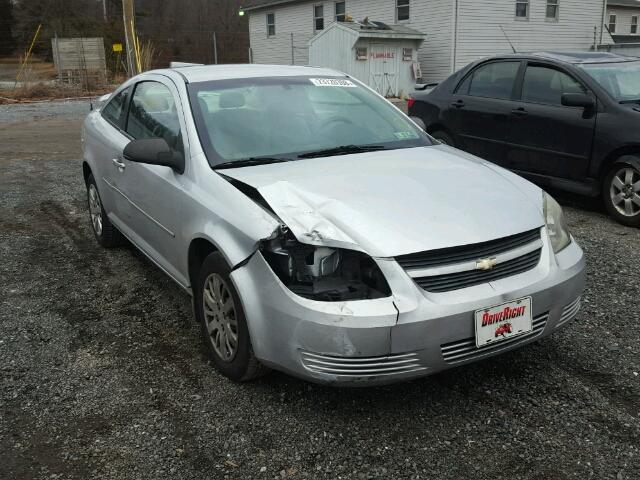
[561,93,595,109]
[123,138,185,174]
[410,116,426,131]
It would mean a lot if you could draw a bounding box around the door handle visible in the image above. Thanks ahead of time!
[451,100,465,108]
[112,158,126,169]
[511,107,528,117]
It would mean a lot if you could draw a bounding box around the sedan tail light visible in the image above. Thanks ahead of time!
[407,97,415,110]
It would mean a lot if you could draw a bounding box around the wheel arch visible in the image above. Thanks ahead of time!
[82,161,92,185]
[598,147,640,181]
[426,123,454,137]
[188,237,220,291]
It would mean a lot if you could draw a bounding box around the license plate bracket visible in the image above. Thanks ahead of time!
[474,297,533,348]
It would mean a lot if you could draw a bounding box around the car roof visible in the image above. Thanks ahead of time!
[149,63,345,83]
[484,51,639,65]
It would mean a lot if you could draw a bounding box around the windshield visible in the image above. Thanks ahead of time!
[187,76,431,166]
[579,61,640,102]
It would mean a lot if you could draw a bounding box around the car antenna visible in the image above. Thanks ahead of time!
[499,26,517,54]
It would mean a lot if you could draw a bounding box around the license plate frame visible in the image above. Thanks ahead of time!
[474,297,533,348]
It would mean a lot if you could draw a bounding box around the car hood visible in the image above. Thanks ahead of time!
[222,146,544,257]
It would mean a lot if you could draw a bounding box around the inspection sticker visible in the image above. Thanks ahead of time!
[394,131,419,140]
[309,78,357,87]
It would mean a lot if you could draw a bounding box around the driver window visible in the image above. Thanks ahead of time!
[522,66,586,106]
[126,81,183,152]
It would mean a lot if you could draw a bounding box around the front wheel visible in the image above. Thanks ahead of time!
[603,161,640,227]
[195,252,268,382]
[431,130,455,147]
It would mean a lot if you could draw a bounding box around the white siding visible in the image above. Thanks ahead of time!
[607,6,640,37]
[346,0,454,83]
[248,0,610,82]
[249,0,454,83]
[454,0,608,70]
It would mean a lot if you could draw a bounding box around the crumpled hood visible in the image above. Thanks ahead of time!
[222,146,544,257]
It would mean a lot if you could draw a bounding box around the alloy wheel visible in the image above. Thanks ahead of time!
[88,184,103,236]
[202,273,238,361]
[610,166,640,217]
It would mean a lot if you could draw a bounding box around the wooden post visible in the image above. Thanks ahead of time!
[122,0,138,77]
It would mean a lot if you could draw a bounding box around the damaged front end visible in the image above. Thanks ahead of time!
[260,226,391,302]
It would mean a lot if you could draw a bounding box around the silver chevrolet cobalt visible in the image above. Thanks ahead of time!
[82,64,586,385]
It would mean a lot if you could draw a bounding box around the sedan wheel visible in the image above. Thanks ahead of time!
[202,273,238,362]
[88,183,103,237]
[86,173,125,247]
[609,166,640,218]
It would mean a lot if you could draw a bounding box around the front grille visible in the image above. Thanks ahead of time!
[300,351,426,377]
[396,229,541,270]
[556,296,581,329]
[440,312,548,364]
[414,249,541,292]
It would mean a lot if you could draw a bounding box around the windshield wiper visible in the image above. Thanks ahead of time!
[298,144,388,159]
[619,99,640,104]
[214,157,293,170]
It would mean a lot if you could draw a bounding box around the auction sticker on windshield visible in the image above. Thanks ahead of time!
[475,297,532,348]
[309,78,357,87]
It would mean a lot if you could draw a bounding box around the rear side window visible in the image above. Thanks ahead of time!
[522,65,586,106]
[458,61,520,100]
[101,87,130,129]
[126,81,183,152]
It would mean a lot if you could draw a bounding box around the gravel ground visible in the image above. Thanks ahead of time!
[1,101,639,480]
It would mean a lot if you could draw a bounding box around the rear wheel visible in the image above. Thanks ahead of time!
[603,161,640,227]
[431,130,455,147]
[195,252,268,382]
[86,174,125,247]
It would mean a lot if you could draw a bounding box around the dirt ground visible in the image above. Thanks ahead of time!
[0,100,639,480]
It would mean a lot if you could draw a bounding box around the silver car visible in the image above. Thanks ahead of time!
[81,64,586,386]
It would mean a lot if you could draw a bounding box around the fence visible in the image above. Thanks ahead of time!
[596,43,640,58]
[52,37,107,86]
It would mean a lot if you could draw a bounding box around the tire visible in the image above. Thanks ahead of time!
[195,252,268,382]
[431,130,455,147]
[86,174,125,247]
[602,160,640,227]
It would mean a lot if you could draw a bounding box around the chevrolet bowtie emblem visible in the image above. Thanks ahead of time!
[476,257,498,271]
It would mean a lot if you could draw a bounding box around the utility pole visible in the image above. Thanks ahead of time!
[122,0,138,77]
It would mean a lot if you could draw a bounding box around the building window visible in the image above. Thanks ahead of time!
[609,14,616,34]
[335,2,346,22]
[314,5,324,31]
[356,47,367,60]
[267,13,275,37]
[632,16,638,34]
[546,0,558,20]
[515,0,529,19]
[396,0,410,22]
[402,48,413,61]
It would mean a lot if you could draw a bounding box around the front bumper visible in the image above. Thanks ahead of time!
[230,229,586,386]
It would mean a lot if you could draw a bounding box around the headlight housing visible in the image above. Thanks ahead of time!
[261,227,391,301]
[543,192,571,253]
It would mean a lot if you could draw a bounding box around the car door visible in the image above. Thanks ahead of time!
[93,86,133,226]
[505,62,596,181]
[444,60,523,167]
[119,77,189,287]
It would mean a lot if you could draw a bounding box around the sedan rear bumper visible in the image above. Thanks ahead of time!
[230,236,585,386]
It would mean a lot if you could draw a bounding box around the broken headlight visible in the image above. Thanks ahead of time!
[261,228,391,302]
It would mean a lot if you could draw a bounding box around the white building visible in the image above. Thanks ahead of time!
[606,0,640,40]
[309,21,425,97]
[244,0,611,84]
